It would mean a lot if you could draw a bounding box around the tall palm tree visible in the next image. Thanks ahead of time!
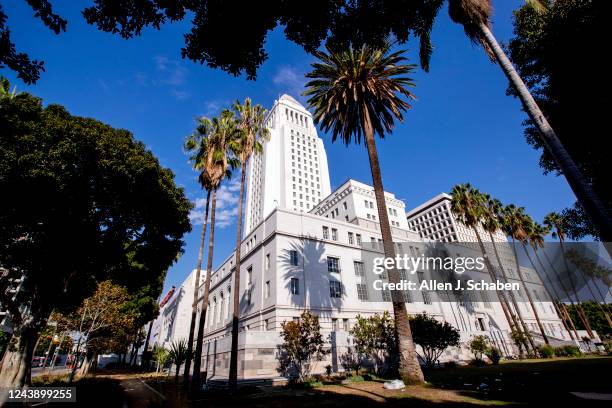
[527,222,578,340]
[543,212,597,338]
[182,117,215,385]
[185,110,238,391]
[447,0,611,242]
[516,216,550,345]
[228,98,270,389]
[304,41,424,384]
[480,193,534,356]
[501,205,548,347]
[450,185,529,355]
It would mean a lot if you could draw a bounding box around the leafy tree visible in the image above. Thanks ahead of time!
[349,312,397,374]
[566,302,612,340]
[305,41,423,385]
[0,2,66,84]
[508,1,609,240]
[63,281,137,380]
[0,79,191,387]
[228,98,269,389]
[468,335,489,361]
[409,313,460,368]
[168,339,191,383]
[278,311,327,383]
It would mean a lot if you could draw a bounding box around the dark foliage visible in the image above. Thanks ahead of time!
[507,0,608,239]
[0,78,191,342]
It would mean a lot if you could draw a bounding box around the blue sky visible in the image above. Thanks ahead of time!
[2,1,576,293]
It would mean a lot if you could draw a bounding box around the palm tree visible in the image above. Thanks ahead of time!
[227,98,270,389]
[185,110,238,391]
[527,222,578,340]
[500,205,549,348]
[152,346,169,373]
[447,0,611,242]
[182,117,215,385]
[450,185,528,355]
[169,340,191,383]
[515,216,550,345]
[304,41,423,384]
[480,193,534,356]
[543,212,597,338]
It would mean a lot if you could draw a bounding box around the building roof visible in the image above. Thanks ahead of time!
[405,193,451,218]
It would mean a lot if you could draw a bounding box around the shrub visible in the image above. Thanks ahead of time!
[539,345,555,358]
[410,313,460,368]
[278,311,327,383]
[486,347,502,364]
[468,335,489,362]
[469,358,487,366]
[443,361,458,369]
[555,345,581,357]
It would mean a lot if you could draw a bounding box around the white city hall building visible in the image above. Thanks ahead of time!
[149,95,571,380]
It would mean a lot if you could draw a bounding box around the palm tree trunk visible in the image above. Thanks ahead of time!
[478,22,612,242]
[517,244,549,345]
[229,160,248,389]
[531,249,576,340]
[191,189,217,392]
[542,249,581,339]
[577,270,612,329]
[488,232,533,355]
[483,231,527,355]
[509,238,539,355]
[362,108,423,384]
[558,240,595,338]
[184,189,211,385]
[472,229,519,351]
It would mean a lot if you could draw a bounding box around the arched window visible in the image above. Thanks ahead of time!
[218,292,224,323]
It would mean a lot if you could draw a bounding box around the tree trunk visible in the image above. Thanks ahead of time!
[542,249,581,339]
[509,238,539,355]
[489,233,534,356]
[184,189,211,385]
[520,246,549,345]
[479,22,612,242]
[141,321,153,370]
[68,335,84,384]
[0,325,37,388]
[558,240,595,338]
[474,229,522,353]
[191,189,217,392]
[229,160,248,389]
[362,108,424,384]
[531,249,576,340]
[577,269,612,329]
[78,352,96,378]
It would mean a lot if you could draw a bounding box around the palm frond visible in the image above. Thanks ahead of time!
[304,41,416,146]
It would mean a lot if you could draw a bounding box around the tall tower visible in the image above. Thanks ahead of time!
[244,94,331,234]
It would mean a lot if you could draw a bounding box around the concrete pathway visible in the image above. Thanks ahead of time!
[120,378,166,408]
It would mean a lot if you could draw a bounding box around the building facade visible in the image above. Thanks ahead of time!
[148,95,571,381]
[244,94,331,235]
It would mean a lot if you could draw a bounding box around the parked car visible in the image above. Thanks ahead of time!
[32,356,45,367]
